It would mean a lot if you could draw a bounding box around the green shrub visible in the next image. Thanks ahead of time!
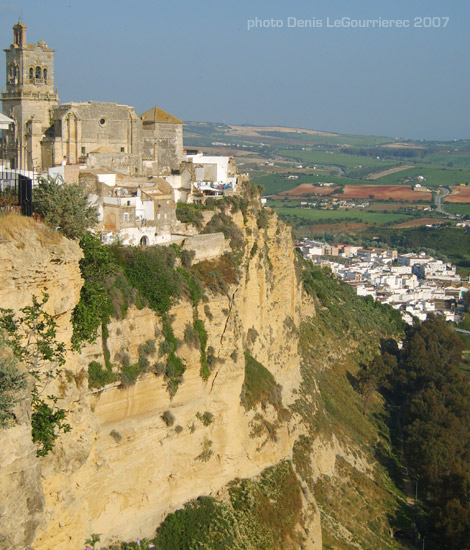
[154,496,236,549]
[0,353,26,428]
[175,203,207,229]
[139,339,156,357]
[88,361,117,389]
[138,355,150,372]
[119,363,140,388]
[194,319,210,379]
[33,176,98,239]
[152,362,166,376]
[184,323,200,348]
[257,208,269,229]
[166,352,185,380]
[191,253,239,295]
[203,212,245,252]
[196,437,213,462]
[158,317,186,395]
[196,411,214,426]
[114,350,130,368]
[180,249,195,269]
[0,294,70,456]
[241,351,283,413]
[118,246,183,315]
[161,410,175,427]
[178,268,203,307]
[71,233,116,349]
[110,429,122,443]
[204,304,213,321]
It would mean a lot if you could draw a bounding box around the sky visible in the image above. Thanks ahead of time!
[0,0,469,140]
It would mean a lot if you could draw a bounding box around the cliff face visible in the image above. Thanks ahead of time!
[0,210,321,549]
[0,220,82,550]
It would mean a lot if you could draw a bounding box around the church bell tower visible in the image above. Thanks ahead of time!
[1,22,59,170]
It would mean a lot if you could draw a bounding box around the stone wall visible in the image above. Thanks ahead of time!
[180,232,229,261]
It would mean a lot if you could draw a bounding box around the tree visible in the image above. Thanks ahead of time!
[0,293,70,456]
[33,176,98,239]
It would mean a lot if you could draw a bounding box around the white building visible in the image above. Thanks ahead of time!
[184,152,238,190]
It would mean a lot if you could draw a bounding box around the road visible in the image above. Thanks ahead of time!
[434,187,461,220]
[435,187,450,214]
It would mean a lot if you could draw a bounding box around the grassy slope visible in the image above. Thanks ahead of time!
[272,205,413,225]
[293,262,414,550]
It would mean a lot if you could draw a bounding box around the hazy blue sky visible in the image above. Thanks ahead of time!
[1,0,468,139]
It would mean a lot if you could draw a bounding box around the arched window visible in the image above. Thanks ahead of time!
[35,66,41,79]
[29,67,34,80]
[43,68,48,82]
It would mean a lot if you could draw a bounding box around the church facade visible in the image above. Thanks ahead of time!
[1,23,184,178]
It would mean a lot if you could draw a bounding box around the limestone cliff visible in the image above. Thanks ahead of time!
[0,217,82,550]
[0,207,321,549]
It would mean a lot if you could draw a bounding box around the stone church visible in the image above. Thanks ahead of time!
[1,22,184,178]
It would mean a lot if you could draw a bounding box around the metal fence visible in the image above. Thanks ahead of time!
[0,139,33,216]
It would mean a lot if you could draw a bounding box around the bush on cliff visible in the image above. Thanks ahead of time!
[71,232,116,350]
[33,176,98,240]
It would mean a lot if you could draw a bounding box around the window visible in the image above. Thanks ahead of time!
[126,200,131,206]
[81,146,86,155]
[124,213,129,222]
[29,67,34,80]
[99,117,107,127]
[120,147,125,153]
[35,66,41,79]
[43,68,48,82]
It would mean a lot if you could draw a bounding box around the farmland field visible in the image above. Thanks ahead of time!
[268,203,413,225]
[256,173,366,195]
[279,184,338,196]
[373,165,470,188]
[277,149,400,170]
[341,185,432,202]
[445,186,470,203]
[444,204,470,215]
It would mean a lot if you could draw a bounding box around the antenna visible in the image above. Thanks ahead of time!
[19,8,23,22]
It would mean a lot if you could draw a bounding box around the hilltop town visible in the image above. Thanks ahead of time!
[0,22,240,246]
[297,238,469,324]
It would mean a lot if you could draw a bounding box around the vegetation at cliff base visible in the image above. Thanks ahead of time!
[92,460,303,550]
[359,315,470,549]
[293,257,410,549]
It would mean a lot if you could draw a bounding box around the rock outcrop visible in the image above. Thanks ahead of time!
[0,208,321,549]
